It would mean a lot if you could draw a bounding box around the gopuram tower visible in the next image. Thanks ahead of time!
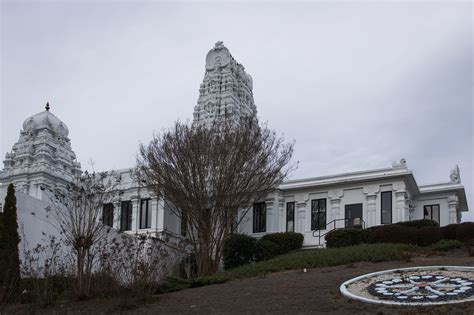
[193,41,257,127]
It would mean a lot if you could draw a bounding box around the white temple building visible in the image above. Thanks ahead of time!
[0,42,469,248]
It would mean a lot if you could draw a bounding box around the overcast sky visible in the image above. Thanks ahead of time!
[1,1,472,221]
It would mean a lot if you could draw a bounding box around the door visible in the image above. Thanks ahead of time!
[345,203,363,228]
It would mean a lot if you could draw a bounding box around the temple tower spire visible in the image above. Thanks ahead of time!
[193,41,257,127]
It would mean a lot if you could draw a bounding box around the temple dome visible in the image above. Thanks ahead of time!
[22,103,69,138]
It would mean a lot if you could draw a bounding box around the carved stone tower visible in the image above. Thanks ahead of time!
[0,103,82,201]
[193,41,257,127]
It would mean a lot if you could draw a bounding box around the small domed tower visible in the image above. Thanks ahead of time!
[0,102,82,201]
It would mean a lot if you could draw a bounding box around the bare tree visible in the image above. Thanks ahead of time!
[45,170,119,297]
[138,118,294,276]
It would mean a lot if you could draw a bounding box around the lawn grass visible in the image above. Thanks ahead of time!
[163,243,420,291]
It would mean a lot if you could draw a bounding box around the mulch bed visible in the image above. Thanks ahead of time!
[5,251,474,314]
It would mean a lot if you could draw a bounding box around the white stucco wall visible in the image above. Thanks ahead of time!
[239,177,412,247]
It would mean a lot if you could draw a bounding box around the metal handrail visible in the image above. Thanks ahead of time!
[312,218,366,246]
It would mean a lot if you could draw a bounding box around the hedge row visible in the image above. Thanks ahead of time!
[326,220,474,248]
[223,232,304,270]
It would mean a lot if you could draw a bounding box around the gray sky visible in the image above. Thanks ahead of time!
[1,1,472,221]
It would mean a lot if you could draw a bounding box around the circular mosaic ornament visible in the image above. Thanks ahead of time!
[340,266,474,306]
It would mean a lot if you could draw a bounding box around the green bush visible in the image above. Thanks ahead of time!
[396,219,439,228]
[430,239,463,251]
[368,225,418,245]
[325,228,370,248]
[260,232,304,255]
[456,222,474,243]
[440,224,459,240]
[416,226,441,246]
[255,239,280,261]
[223,234,257,270]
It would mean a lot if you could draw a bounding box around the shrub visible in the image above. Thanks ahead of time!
[19,276,73,306]
[440,224,459,240]
[177,254,198,280]
[325,229,369,248]
[430,239,463,251]
[456,222,474,243]
[368,225,418,245]
[0,184,21,303]
[260,232,304,255]
[416,226,441,246]
[396,219,439,228]
[255,239,280,261]
[223,234,257,270]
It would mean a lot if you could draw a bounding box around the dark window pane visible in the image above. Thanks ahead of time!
[311,199,326,230]
[423,204,440,224]
[345,203,363,228]
[286,202,295,232]
[140,199,151,229]
[147,201,152,228]
[253,202,266,233]
[381,191,392,224]
[102,203,114,227]
[424,206,430,217]
[121,201,132,231]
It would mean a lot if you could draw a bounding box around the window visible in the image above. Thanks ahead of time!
[311,199,327,230]
[140,199,151,229]
[345,203,363,228]
[424,204,440,223]
[180,211,187,237]
[381,191,392,224]
[253,202,266,233]
[102,203,114,227]
[120,201,133,231]
[286,202,295,232]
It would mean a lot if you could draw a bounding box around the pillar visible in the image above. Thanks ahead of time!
[131,198,139,231]
[113,201,121,230]
[363,185,379,228]
[156,198,165,230]
[329,198,342,229]
[296,202,306,233]
[394,192,408,223]
[150,197,159,230]
[266,199,275,233]
[366,195,377,227]
[448,195,459,224]
[328,189,344,229]
[393,182,408,223]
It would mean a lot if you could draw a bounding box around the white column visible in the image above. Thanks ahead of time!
[363,185,379,227]
[366,194,377,227]
[266,199,274,233]
[151,197,159,230]
[330,198,343,229]
[296,202,306,233]
[131,198,139,232]
[394,191,408,223]
[277,193,285,232]
[113,201,121,230]
[448,195,459,224]
[157,198,165,231]
[328,189,344,229]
